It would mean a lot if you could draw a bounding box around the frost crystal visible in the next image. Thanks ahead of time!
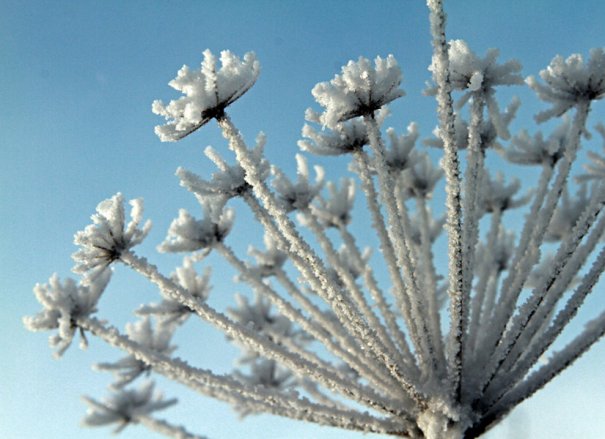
[153,50,260,141]
[311,55,404,128]
[72,193,151,279]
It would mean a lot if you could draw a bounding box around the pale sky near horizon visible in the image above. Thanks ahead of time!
[3,1,605,438]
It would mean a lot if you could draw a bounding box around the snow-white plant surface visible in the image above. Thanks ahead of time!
[25,0,605,438]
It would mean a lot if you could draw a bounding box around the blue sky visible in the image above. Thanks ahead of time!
[3,1,605,438]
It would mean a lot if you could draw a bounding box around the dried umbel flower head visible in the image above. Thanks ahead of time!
[311,55,404,128]
[72,193,151,279]
[157,199,234,253]
[81,382,177,434]
[527,48,605,122]
[153,49,260,141]
[23,271,110,357]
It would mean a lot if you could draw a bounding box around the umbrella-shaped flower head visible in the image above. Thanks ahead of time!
[311,55,404,129]
[82,382,177,434]
[23,271,110,357]
[73,193,151,279]
[527,48,605,122]
[153,50,260,141]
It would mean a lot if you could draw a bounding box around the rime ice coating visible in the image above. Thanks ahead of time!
[527,48,605,122]
[153,50,260,141]
[311,55,405,128]
[72,193,151,279]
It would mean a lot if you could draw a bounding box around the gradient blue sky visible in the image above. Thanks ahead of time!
[3,1,605,438]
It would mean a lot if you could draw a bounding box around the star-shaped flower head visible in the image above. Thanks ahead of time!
[545,185,591,242]
[427,40,523,138]
[153,50,260,141]
[177,134,269,206]
[228,292,292,339]
[271,154,325,212]
[157,198,234,253]
[23,271,110,357]
[503,117,570,167]
[400,153,443,199]
[73,193,151,280]
[245,233,288,279]
[95,317,177,388]
[311,55,404,129]
[479,172,530,214]
[235,358,294,390]
[81,382,177,434]
[527,48,605,122]
[311,179,356,228]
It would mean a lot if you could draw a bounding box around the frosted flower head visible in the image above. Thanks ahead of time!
[82,382,176,434]
[504,117,570,167]
[407,209,445,246]
[235,358,293,390]
[383,123,421,174]
[24,271,110,357]
[298,108,389,156]
[475,226,515,274]
[545,185,591,242]
[137,258,211,324]
[73,194,151,279]
[246,233,288,278]
[228,292,292,338]
[311,179,356,228]
[153,50,260,141]
[430,40,523,95]
[177,135,269,205]
[578,124,605,182]
[400,153,443,199]
[527,48,605,122]
[326,245,371,288]
[311,55,404,128]
[480,172,530,213]
[95,317,177,388]
[428,41,523,138]
[157,200,234,253]
[272,154,325,212]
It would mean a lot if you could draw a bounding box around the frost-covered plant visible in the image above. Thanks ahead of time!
[25,1,605,438]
